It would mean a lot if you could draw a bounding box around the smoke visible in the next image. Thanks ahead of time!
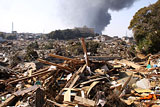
[57,0,138,34]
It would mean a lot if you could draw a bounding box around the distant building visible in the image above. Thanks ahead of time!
[86,37,93,40]
[122,36,134,43]
[113,36,118,39]
[93,35,113,42]
[16,33,42,40]
[12,31,17,34]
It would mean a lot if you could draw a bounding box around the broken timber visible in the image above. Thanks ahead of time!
[74,96,96,107]
[49,53,84,63]
[118,72,133,96]
[55,64,86,101]
[0,95,16,107]
[81,38,90,67]
[8,67,52,84]
[115,59,142,69]
[38,58,73,71]
[47,99,67,107]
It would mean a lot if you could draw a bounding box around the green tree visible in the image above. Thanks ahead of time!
[46,28,95,40]
[86,41,100,54]
[68,41,83,56]
[128,0,160,54]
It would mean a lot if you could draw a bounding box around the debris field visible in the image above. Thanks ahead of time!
[1,38,160,107]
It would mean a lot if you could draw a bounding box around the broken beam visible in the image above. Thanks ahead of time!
[8,67,53,84]
[38,59,73,72]
[0,95,16,107]
[81,38,90,67]
[80,77,107,85]
[69,64,86,88]
[47,99,67,107]
[115,59,142,69]
[74,96,95,107]
[55,64,86,101]
[49,53,84,63]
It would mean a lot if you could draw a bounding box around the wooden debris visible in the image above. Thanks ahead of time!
[80,77,107,85]
[64,89,71,102]
[0,95,16,107]
[47,99,67,107]
[115,59,142,69]
[118,72,133,96]
[81,38,90,68]
[38,58,73,71]
[8,67,52,84]
[1,38,160,107]
[13,85,39,96]
[69,64,86,88]
[87,81,99,96]
[49,53,84,63]
[55,64,86,101]
[74,96,96,107]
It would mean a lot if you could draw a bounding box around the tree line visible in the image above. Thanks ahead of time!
[46,28,95,40]
[129,0,160,54]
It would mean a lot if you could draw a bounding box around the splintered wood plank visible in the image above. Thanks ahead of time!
[38,59,73,71]
[0,95,16,107]
[8,67,52,84]
[115,59,142,69]
[64,89,71,102]
[80,77,107,85]
[81,38,90,67]
[49,53,83,63]
[118,72,133,96]
[87,81,99,96]
[13,85,39,96]
[74,96,95,107]
[47,99,67,107]
[64,66,82,88]
[55,64,86,101]
[69,64,86,88]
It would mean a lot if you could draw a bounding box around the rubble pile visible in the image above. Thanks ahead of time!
[0,38,160,107]
[0,36,135,65]
[96,39,134,59]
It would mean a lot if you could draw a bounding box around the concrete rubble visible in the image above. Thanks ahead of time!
[0,37,160,107]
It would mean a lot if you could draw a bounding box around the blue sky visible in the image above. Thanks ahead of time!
[103,0,158,37]
[0,0,158,37]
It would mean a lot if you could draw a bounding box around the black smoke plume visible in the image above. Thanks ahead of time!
[58,0,138,34]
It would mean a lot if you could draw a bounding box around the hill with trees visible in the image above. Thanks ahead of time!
[46,27,96,40]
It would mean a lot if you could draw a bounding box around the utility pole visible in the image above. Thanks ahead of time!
[12,22,14,33]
